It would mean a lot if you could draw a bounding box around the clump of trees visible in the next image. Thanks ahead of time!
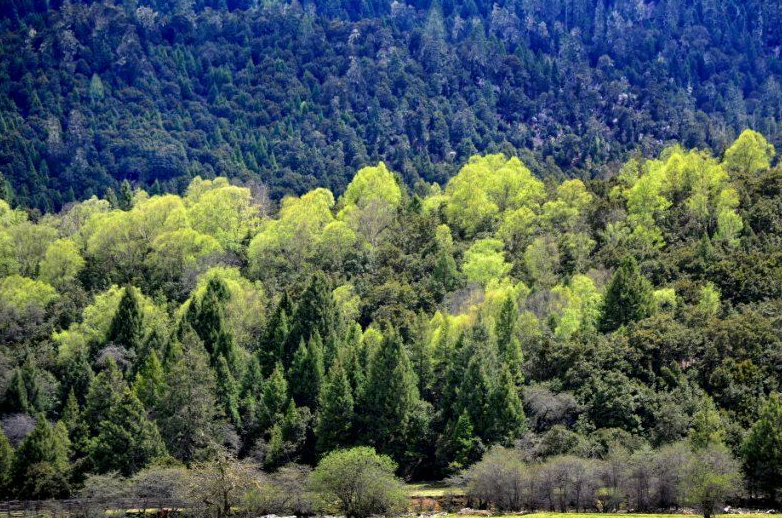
[463,442,741,517]
[0,132,781,506]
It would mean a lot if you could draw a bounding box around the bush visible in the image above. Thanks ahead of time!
[310,447,406,518]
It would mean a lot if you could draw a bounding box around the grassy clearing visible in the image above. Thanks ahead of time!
[406,482,465,497]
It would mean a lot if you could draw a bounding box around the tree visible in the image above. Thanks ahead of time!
[682,443,742,518]
[10,415,70,499]
[189,277,238,372]
[310,447,406,518]
[690,397,726,450]
[158,338,221,463]
[356,330,428,462]
[496,295,523,382]
[723,129,775,175]
[91,389,166,476]
[288,334,325,410]
[599,255,655,332]
[742,392,782,500]
[0,428,12,498]
[316,359,355,454]
[106,285,145,354]
[83,359,127,435]
[215,355,241,428]
[133,350,165,411]
[180,452,261,518]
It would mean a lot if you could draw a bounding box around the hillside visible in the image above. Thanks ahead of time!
[2,0,782,209]
[0,130,781,500]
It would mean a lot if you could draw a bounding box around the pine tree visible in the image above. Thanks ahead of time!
[118,180,134,211]
[289,333,325,410]
[158,338,221,463]
[285,273,339,367]
[317,359,355,453]
[11,414,70,498]
[59,347,94,405]
[599,255,656,332]
[742,392,782,499]
[215,355,241,428]
[458,355,493,439]
[261,363,289,430]
[0,428,12,499]
[690,397,726,449]
[258,292,292,375]
[91,389,166,476]
[83,359,127,434]
[190,277,239,372]
[496,296,523,383]
[357,329,426,461]
[0,368,28,414]
[133,350,165,411]
[444,410,482,471]
[60,389,80,434]
[107,285,144,354]
[486,365,526,444]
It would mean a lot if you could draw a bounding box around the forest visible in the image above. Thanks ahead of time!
[0,128,781,510]
[3,0,782,209]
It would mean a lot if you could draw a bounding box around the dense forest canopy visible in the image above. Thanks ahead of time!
[2,0,782,209]
[0,130,781,502]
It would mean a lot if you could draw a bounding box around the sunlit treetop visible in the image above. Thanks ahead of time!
[723,129,776,175]
[341,162,402,209]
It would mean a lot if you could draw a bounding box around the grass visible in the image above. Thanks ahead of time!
[407,481,465,497]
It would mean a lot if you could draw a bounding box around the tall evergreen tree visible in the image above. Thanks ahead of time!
[317,358,355,454]
[0,428,12,499]
[599,255,656,332]
[261,362,289,430]
[91,389,166,476]
[106,285,145,354]
[258,292,292,375]
[158,337,221,463]
[357,329,427,462]
[486,365,526,444]
[496,296,523,383]
[133,350,165,411]
[11,415,70,499]
[289,333,325,410]
[285,273,340,367]
[0,368,28,414]
[742,392,782,499]
[83,359,127,435]
[189,277,239,372]
[215,355,241,428]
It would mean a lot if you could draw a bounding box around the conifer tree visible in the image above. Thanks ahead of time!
[11,414,70,498]
[83,358,127,434]
[118,180,134,211]
[599,255,655,332]
[258,292,292,375]
[91,389,166,476]
[133,350,165,411]
[690,397,726,449]
[0,368,28,414]
[0,428,12,498]
[444,410,482,471]
[742,392,782,499]
[496,296,523,382]
[261,362,289,430]
[60,389,80,434]
[158,337,221,463]
[486,365,526,444]
[289,333,325,410]
[458,355,493,439]
[285,273,339,367]
[59,347,94,405]
[189,277,239,372]
[357,329,426,461]
[317,359,355,454]
[215,355,241,428]
[106,285,144,354]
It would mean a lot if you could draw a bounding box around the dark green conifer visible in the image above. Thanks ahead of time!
[599,255,655,332]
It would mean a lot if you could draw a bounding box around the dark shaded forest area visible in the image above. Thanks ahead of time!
[2,0,782,209]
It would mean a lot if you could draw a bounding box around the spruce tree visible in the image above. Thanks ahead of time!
[261,363,289,430]
[133,350,165,411]
[317,359,355,454]
[59,347,94,405]
[215,355,241,428]
[357,329,425,461]
[444,410,482,471]
[289,333,325,410]
[0,428,12,499]
[258,292,292,375]
[189,277,239,372]
[11,414,70,498]
[486,365,526,444]
[496,296,523,382]
[158,337,221,463]
[91,389,166,476]
[742,392,782,499]
[83,358,127,434]
[285,273,339,367]
[599,255,655,332]
[118,180,134,211]
[107,285,145,354]
[0,368,28,414]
